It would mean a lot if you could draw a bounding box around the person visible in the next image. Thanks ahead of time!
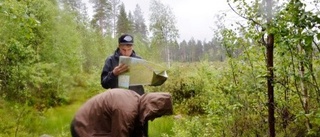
[100,34,145,95]
[100,34,149,136]
[70,88,173,137]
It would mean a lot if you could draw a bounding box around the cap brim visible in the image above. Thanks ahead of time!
[119,42,133,45]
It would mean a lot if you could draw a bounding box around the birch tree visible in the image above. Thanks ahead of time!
[110,0,120,37]
[149,0,179,66]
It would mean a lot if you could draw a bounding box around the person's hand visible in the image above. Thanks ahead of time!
[112,63,129,76]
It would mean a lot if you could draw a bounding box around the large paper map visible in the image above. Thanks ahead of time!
[118,56,168,88]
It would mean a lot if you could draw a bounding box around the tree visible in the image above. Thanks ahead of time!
[195,40,204,61]
[90,0,112,35]
[265,0,275,136]
[179,40,188,62]
[61,0,82,13]
[116,3,133,37]
[187,38,196,62]
[274,0,320,132]
[149,0,179,66]
[225,0,320,136]
[61,0,90,25]
[127,11,135,33]
[0,0,85,108]
[109,0,120,37]
[133,4,148,40]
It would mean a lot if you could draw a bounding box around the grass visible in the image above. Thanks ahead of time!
[149,116,174,137]
[39,101,82,137]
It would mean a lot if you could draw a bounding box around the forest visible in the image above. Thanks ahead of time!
[0,0,320,136]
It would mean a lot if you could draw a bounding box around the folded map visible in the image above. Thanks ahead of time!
[118,56,168,88]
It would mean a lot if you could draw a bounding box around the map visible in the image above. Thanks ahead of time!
[118,56,168,88]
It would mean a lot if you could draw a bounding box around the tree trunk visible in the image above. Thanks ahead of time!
[166,45,171,68]
[298,44,312,131]
[266,0,275,136]
[266,33,275,137]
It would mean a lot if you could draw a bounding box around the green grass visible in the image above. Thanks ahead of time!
[149,116,174,137]
[39,101,82,137]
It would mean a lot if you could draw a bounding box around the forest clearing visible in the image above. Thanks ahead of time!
[1,0,320,136]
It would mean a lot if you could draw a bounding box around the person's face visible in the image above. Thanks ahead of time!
[119,44,133,56]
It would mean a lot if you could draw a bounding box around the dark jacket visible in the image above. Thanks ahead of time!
[72,88,173,137]
[101,48,145,95]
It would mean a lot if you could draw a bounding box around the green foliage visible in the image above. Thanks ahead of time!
[133,4,148,40]
[149,0,178,44]
[0,99,43,136]
[0,0,109,109]
[0,0,63,106]
[172,116,216,137]
[172,116,201,137]
[153,52,319,136]
[116,3,134,36]
[90,0,112,35]
[0,0,320,136]
[0,84,103,137]
[214,0,320,136]
[147,61,224,115]
[149,0,179,63]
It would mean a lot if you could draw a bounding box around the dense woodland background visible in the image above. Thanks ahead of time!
[0,0,320,136]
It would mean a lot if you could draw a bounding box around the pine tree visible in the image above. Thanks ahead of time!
[116,3,132,37]
[133,4,148,39]
[90,0,112,35]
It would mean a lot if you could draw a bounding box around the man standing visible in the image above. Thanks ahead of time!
[101,34,144,95]
[70,88,173,137]
[100,34,148,135]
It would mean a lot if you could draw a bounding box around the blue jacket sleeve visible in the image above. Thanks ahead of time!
[101,57,118,89]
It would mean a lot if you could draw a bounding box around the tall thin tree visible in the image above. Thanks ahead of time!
[149,0,179,67]
[109,0,120,38]
[265,0,275,136]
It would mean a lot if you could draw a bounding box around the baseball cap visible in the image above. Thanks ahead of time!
[118,34,134,45]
